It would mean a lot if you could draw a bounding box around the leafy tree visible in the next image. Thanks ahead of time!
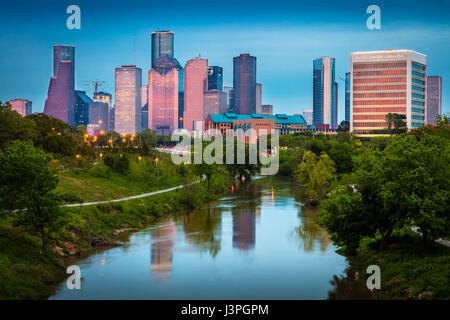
[295,151,336,204]
[337,120,350,132]
[0,141,63,253]
[0,101,36,148]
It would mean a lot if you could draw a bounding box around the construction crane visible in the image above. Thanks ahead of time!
[81,80,105,96]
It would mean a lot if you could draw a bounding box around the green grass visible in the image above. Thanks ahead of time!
[348,233,450,300]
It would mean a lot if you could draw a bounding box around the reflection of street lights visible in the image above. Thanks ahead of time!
[155,157,159,178]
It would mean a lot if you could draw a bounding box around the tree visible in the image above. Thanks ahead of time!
[0,101,36,148]
[295,151,336,204]
[337,120,350,132]
[0,141,63,253]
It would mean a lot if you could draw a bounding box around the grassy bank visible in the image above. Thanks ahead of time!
[0,156,232,299]
[339,232,450,300]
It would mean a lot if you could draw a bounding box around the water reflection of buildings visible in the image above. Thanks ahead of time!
[150,219,177,278]
[232,208,258,251]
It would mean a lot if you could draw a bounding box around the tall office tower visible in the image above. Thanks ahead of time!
[207,66,223,91]
[8,99,32,116]
[426,76,442,124]
[114,65,142,135]
[313,57,337,129]
[148,56,179,135]
[44,45,76,125]
[261,104,273,115]
[233,53,257,114]
[345,72,351,122]
[204,90,228,119]
[74,90,92,126]
[151,31,174,67]
[183,58,208,131]
[141,84,149,129]
[141,85,148,108]
[110,107,115,131]
[94,92,112,107]
[302,108,313,124]
[223,83,233,109]
[89,101,109,132]
[256,83,262,114]
[334,82,339,127]
[350,50,427,136]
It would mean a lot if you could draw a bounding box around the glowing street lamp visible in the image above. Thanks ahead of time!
[76,154,80,159]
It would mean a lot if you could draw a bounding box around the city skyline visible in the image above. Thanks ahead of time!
[1,0,450,123]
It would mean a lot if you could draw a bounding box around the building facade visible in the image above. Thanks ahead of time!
[207,66,223,91]
[74,90,92,126]
[44,45,76,125]
[89,101,109,133]
[313,56,338,129]
[261,104,273,115]
[114,65,142,135]
[183,58,208,131]
[345,72,351,122]
[94,92,112,106]
[8,99,32,116]
[426,76,442,124]
[256,83,262,114]
[204,90,228,119]
[350,50,427,136]
[151,31,174,67]
[148,56,179,135]
[302,108,313,124]
[233,54,257,115]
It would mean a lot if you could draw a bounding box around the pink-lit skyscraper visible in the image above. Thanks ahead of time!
[8,99,32,116]
[114,65,142,135]
[44,45,76,125]
[183,58,208,131]
[148,56,179,135]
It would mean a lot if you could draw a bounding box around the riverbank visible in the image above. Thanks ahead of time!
[343,232,450,300]
[0,165,232,299]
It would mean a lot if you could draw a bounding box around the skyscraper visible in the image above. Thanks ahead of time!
[350,50,427,136]
[207,66,223,91]
[183,57,208,131]
[223,83,233,111]
[151,31,174,67]
[94,92,112,107]
[261,104,273,115]
[313,57,337,129]
[44,45,76,125]
[89,101,109,132]
[204,90,228,119]
[345,72,351,122]
[74,90,92,126]
[256,83,262,114]
[8,99,32,117]
[233,53,257,115]
[114,65,142,135]
[426,76,442,124]
[148,56,179,135]
[302,108,313,124]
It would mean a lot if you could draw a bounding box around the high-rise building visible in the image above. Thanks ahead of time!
[89,101,109,132]
[44,45,76,125]
[302,108,313,124]
[141,85,148,108]
[148,56,179,135]
[114,65,142,135]
[74,90,92,126]
[261,104,273,115]
[204,90,228,119]
[350,50,427,136]
[345,72,351,122]
[313,57,338,129]
[223,84,233,110]
[256,83,262,114]
[426,76,442,124]
[8,99,32,116]
[233,53,257,115]
[93,92,112,107]
[207,66,223,91]
[183,58,208,131]
[151,31,174,67]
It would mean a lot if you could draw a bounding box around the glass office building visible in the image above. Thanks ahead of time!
[345,72,351,122]
[313,57,338,129]
[8,99,32,117]
[151,31,174,67]
[183,58,208,131]
[233,54,257,115]
[44,45,76,125]
[426,76,442,124]
[74,90,92,126]
[207,66,223,91]
[350,50,427,136]
[114,65,142,135]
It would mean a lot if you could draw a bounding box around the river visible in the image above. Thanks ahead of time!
[50,176,352,299]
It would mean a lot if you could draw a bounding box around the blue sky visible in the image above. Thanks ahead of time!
[1,0,449,122]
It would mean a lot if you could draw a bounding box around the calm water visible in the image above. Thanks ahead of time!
[50,176,351,299]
